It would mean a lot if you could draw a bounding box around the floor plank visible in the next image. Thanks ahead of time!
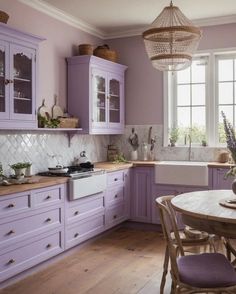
[0,228,175,294]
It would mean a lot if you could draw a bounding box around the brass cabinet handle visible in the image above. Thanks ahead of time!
[74,211,79,216]
[46,195,51,200]
[7,230,15,235]
[114,194,118,198]
[45,218,51,223]
[7,203,15,208]
[5,79,10,85]
[8,259,15,264]
[114,178,118,182]
[74,232,79,238]
[46,244,52,249]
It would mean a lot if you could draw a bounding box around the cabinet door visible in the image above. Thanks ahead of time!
[108,74,124,129]
[0,40,9,119]
[212,168,232,189]
[10,45,36,121]
[131,167,152,223]
[91,68,108,128]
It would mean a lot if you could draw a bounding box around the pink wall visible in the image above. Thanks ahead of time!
[108,23,236,125]
[0,0,102,112]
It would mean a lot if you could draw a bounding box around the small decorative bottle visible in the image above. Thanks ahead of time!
[142,142,148,161]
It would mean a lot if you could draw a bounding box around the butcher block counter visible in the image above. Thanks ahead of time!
[0,176,68,197]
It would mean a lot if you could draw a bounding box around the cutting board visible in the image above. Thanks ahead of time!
[52,95,63,119]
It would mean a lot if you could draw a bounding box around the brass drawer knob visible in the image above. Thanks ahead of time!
[74,211,79,216]
[114,178,118,182]
[74,233,79,238]
[46,244,52,249]
[46,195,51,200]
[114,195,118,198]
[45,218,51,223]
[7,230,15,235]
[113,215,117,219]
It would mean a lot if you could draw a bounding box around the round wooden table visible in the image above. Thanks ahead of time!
[171,190,236,238]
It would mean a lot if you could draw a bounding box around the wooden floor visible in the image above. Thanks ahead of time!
[0,227,172,294]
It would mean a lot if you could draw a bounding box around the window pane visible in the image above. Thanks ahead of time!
[191,60,206,83]
[218,82,233,104]
[192,84,205,105]
[177,107,190,127]
[218,59,233,81]
[177,85,190,106]
[177,67,190,84]
[219,105,233,124]
[192,107,205,127]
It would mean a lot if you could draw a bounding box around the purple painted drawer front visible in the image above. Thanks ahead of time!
[106,204,126,226]
[0,193,30,219]
[33,186,62,208]
[107,171,124,187]
[0,208,61,248]
[0,230,62,282]
[67,195,104,224]
[106,185,124,207]
[66,214,105,249]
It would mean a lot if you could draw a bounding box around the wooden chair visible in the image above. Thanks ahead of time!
[224,238,236,267]
[157,195,216,294]
[156,195,236,294]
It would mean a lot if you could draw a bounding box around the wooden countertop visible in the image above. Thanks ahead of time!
[94,162,133,172]
[207,162,233,168]
[0,176,68,197]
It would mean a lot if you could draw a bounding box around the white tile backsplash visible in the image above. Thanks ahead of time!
[0,131,109,176]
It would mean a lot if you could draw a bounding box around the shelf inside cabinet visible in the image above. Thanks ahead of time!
[14,77,31,82]
[14,97,31,101]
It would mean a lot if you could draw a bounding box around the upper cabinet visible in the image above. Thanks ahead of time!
[67,55,127,134]
[0,23,44,129]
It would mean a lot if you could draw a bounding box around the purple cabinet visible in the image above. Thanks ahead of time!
[0,23,44,129]
[208,167,232,190]
[67,55,127,134]
[105,169,130,228]
[131,167,153,223]
[65,192,105,249]
[0,184,65,282]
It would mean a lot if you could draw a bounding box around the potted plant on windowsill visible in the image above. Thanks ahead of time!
[169,127,179,147]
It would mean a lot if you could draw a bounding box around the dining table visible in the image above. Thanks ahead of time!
[171,190,236,238]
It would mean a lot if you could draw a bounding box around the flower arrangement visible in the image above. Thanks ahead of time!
[169,127,179,147]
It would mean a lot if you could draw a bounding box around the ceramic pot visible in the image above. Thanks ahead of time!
[232,178,236,194]
[14,168,26,179]
[130,150,138,161]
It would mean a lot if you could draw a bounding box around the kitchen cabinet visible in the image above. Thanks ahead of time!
[131,167,153,223]
[105,169,130,228]
[65,192,105,250]
[67,55,127,134]
[208,167,232,190]
[0,184,65,282]
[0,23,44,129]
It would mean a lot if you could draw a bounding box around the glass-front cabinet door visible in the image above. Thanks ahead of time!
[10,45,35,120]
[92,69,107,127]
[108,77,122,125]
[0,41,9,119]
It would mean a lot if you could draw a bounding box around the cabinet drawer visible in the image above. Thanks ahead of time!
[67,195,104,224]
[33,186,62,208]
[0,208,61,248]
[66,214,105,249]
[0,230,62,282]
[0,193,30,219]
[106,185,124,207]
[106,204,125,226]
[107,171,124,187]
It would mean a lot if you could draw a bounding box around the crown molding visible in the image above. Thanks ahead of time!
[18,0,236,40]
[18,0,106,39]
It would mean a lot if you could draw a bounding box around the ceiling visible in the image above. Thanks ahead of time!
[20,0,236,39]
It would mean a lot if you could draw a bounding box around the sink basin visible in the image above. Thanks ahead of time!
[155,161,208,186]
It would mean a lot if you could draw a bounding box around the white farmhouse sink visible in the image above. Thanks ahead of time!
[155,161,208,186]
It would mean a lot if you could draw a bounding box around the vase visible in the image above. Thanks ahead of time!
[14,168,26,179]
[232,179,236,194]
[130,150,138,161]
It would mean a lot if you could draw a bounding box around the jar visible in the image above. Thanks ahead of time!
[142,142,148,161]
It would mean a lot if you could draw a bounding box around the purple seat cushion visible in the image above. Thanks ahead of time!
[177,253,236,288]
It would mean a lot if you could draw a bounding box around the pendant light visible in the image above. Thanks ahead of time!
[142,1,202,71]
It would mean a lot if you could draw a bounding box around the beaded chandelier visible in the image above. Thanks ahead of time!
[142,1,202,71]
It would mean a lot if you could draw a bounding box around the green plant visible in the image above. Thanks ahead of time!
[10,162,29,170]
[169,127,179,146]
[37,114,60,128]
[113,153,129,163]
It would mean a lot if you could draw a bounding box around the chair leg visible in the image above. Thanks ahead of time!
[160,245,169,294]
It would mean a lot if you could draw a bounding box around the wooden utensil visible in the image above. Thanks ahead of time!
[52,94,63,119]
[38,99,50,118]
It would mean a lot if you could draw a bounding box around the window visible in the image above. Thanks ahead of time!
[165,49,236,147]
